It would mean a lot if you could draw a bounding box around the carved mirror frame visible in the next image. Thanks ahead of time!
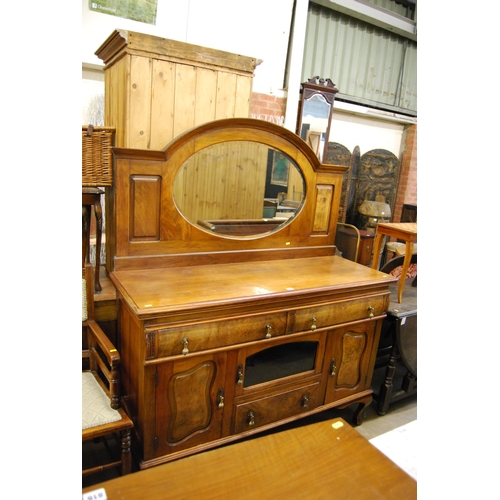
[296,76,339,163]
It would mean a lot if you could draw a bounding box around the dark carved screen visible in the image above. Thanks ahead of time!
[353,149,400,227]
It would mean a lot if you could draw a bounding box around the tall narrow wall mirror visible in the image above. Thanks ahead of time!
[173,141,306,237]
[296,76,339,163]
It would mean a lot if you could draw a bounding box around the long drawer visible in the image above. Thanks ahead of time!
[151,312,288,359]
[232,382,322,434]
[288,295,387,333]
[148,294,387,360]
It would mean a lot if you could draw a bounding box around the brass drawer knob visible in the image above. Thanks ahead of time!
[265,323,272,339]
[367,305,374,318]
[330,358,336,376]
[182,337,189,355]
[236,364,244,386]
[301,394,309,409]
[247,411,255,426]
[217,388,225,409]
[311,316,317,331]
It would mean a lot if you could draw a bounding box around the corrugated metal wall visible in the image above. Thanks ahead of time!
[366,0,413,18]
[301,2,417,113]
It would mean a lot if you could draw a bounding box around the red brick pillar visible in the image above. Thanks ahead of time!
[393,124,417,222]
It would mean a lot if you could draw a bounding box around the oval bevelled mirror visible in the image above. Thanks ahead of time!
[173,141,305,237]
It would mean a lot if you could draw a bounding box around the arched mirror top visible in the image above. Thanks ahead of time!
[111,118,348,270]
[162,117,324,169]
[152,118,326,240]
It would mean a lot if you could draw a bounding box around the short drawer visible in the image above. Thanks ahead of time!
[289,295,387,334]
[233,382,322,434]
[151,312,288,359]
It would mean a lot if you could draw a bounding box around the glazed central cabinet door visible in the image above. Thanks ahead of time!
[153,352,227,458]
[324,321,379,403]
[231,332,326,434]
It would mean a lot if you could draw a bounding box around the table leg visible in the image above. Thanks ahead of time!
[397,242,414,303]
[371,232,385,270]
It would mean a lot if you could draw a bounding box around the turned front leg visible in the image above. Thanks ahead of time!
[377,342,398,415]
[93,198,103,292]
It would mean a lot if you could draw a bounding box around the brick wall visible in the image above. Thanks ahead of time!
[393,124,417,222]
[250,92,287,126]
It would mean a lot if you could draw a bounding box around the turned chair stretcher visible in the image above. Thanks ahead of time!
[82,263,133,477]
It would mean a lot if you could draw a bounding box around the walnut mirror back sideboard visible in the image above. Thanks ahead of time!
[107,118,396,469]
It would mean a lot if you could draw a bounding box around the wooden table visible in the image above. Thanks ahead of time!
[82,417,416,499]
[372,223,417,303]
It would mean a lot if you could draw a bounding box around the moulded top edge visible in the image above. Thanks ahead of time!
[95,29,258,74]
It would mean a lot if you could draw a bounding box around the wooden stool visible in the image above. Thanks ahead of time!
[82,187,104,292]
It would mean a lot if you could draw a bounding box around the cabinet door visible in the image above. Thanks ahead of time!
[324,321,378,403]
[154,352,227,458]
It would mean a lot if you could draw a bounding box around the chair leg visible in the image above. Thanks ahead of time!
[93,198,103,292]
[120,428,132,475]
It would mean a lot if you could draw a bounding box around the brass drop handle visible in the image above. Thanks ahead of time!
[368,305,374,318]
[311,316,317,331]
[247,411,255,426]
[236,364,244,385]
[301,394,309,409]
[182,337,189,355]
[330,358,336,376]
[217,388,225,409]
[265,323,272,339]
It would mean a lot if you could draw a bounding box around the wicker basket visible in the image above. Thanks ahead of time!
[82,125,115,186]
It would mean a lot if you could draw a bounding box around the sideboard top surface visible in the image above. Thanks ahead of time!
[111,255,396,320]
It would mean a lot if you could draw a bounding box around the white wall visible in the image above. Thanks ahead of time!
[330,110,405,157]
[82,0,411,156]
[82,68,105,125]
[82,0,294,96]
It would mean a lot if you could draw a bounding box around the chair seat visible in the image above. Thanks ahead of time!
[385,241,405,252]
[395,242,417,256]
[82,372,122,430]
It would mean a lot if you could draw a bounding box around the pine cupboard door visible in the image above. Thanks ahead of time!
[154,352,227,458]
[323,321,378,403]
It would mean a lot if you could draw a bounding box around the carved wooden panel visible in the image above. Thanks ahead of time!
[325,142,351,223]
[353,149,400,227]
[312,185,333,233]
[324,142,362,225]
[345,146,360,226]
[154,352,227,457]
[325,142,351,166]
[337,331,366,387]
[130,175,161,241]
[324,322,377,404]
[166,360,215,443]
